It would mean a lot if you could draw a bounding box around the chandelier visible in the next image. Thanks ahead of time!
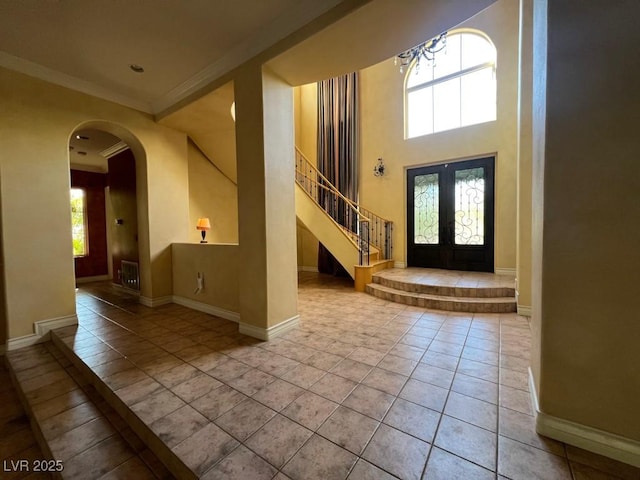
[396,32,447,73]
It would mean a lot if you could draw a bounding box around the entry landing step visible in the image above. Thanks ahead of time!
[366,268,516,313]
[5,342,171,480]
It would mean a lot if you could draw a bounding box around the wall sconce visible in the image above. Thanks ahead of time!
[196,218,211,243]
[373,158,385,177]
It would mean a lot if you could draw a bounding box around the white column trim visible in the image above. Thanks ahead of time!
[528,368,640,468]
[517,305,532,317]
[172,296,240,323]
[34,314,78,336]
[239,315,300,341]
[139,295,173,307]
[297,266,319,272]
[495,267,517,276]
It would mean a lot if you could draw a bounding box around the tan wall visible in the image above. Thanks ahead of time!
[172,243,239,314]
[0,187,6,347]
[235,64,298,330]
[269,0,496,87]
[294,82,319,267]
[262,67,298,327]
[516,0,533,311]
[187,141,239,244]
[296,223,319,270]
[295,184,359,278]
[295,83,318,164]
[292,0,518,270]
[0,67,189,338]
[532,0,640,442]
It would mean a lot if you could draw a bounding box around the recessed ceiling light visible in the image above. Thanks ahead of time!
[76,134,89,140]
[129,64,145,73]
[77,151,87,156]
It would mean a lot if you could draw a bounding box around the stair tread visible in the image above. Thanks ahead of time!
[372,271,515,298]
[48,323,195,480]
[6,341,170,480]
[366,282,516,303]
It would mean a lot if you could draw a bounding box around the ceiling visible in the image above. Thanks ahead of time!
[0,0,343,114]
[2,0,495,174]
[69,129,123,173]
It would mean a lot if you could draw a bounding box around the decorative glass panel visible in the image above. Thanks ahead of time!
[414,173,439,244]
[454,167,485,245]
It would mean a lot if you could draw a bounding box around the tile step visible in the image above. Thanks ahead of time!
[49,325,200,480]
[366,283,517,313]
[5,341,171,480]
[372,274,515,298]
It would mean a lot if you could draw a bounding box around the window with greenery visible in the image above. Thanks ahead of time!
[70,188,87,257]
[405,30,497,138]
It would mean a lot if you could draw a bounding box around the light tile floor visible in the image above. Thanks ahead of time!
[10,271,639,480]
[0,363,53,480]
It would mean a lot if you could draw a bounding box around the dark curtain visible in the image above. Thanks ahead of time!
[317,72,359,275]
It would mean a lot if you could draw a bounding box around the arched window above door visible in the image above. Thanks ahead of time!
[405,30,497,139]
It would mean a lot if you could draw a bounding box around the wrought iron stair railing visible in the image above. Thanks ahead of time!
[295,148,393,266]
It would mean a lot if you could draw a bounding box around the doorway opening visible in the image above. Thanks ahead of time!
[407,156,495,272]
[69,128,140,292]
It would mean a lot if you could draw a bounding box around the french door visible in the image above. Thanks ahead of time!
[407,157,494,272]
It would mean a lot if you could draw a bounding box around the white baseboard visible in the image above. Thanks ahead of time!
[6,314,78,352]
[7,334,46,350]
[139,295,173,307]
[495,267,517,276]
[517,305,532,317]
[75,274,110,284]
[393,262,406,269]
[111,283,140,294]
[35,314,78,336]
[297,266,319,272]
[172,296,240,323]
[528,368,640,468]
[239,314,300,341]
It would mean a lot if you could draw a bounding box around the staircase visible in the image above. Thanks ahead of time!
[366,268,517,313]
[294,148,393,282]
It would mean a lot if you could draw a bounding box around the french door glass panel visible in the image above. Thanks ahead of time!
[414,173,439,244]
[454,167,485,245]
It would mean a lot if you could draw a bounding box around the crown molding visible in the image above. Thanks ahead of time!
[100,141,129,159]
[0,51,153,113]
[2,0,344,115]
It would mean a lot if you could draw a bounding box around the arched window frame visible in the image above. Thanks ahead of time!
[404,29,497,139]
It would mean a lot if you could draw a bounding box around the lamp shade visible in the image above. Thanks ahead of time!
[196,218,211,230]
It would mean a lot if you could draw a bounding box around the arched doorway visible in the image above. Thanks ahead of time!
[68,121,149,294]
